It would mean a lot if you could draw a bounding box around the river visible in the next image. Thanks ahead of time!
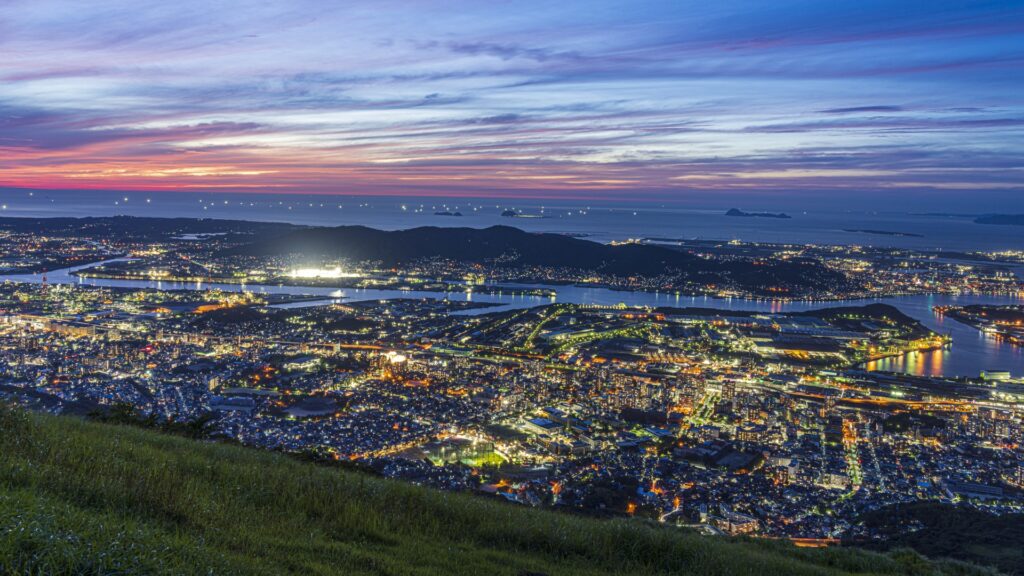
[3,261,1022,378]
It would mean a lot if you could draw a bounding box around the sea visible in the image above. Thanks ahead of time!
[1,188,1023,377]
[2,188,1023,251]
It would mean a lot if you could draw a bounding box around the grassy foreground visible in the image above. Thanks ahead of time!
[0,407,994,576]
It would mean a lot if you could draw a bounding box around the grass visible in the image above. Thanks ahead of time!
[0,406,998,575]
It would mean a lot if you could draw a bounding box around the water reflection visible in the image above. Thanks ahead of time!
[4,260,1023,378]
[864,348,948,377]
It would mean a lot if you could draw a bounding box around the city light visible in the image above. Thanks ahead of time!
[288,267,361,279]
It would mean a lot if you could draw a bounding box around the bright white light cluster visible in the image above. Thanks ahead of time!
[288,267,360,279]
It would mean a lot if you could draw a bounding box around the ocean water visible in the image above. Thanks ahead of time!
[1,189,1022,251]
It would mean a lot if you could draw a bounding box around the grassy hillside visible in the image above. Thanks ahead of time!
[0,407,993,576]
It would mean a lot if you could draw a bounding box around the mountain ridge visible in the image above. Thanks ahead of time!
[228,224,849,295]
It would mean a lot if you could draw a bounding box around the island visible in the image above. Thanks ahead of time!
[500,209,546,219]
[725,208,791,219]
[974,214,1024,226]
[843,229,924,238]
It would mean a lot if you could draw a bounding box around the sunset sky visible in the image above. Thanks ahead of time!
[2,0,1022,205]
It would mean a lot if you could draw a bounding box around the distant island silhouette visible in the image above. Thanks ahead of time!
[844,229,924,238]
[725,208,791,219]
[975,214,1024,226]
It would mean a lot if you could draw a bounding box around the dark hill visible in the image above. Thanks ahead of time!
[0,215,300,241]
[231,224,698,274]
[859,502,1023,575]
[795,303,920,325]
[229,224,849,293]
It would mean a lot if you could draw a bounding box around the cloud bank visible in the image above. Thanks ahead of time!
[1,0,1022,207]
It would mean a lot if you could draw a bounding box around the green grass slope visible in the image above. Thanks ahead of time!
[0,407,995,576]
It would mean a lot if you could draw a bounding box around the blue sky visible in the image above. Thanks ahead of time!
[1,0,1022,208]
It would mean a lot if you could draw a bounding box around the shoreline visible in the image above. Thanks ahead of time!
[70,268,1022,304]
[6,257,1018,309]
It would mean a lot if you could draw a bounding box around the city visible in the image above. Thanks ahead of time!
[2,0,1023,574]
[0,216,1020,552]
